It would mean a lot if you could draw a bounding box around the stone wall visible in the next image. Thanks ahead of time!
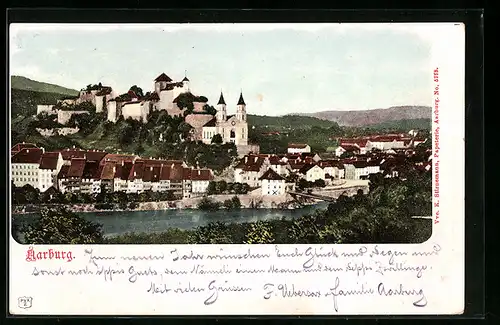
[236,144,260,157]
[57,110,89,125]
[36,105,55,115]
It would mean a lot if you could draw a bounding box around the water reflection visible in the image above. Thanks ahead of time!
[12,202,329,238]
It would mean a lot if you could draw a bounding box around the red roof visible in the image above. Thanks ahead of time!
[340,145,361,152]
[190,169,213,181]
[57,165,70,179]
[169,164,184,181]
[183,167,192,180]
[159,165,171,181]
[298,163,318,174]
[339,138,368,148]
[115,161,134,180]
[85,150,108,162]
[82,161,101,179]
[39,152,60,170]
[100,162,116,180]
[11,143,38,155]
[102,154,137,165]
[60,148,87,161]
[11,148,43,164]
[128,161,145,181]
[67,158,86,178]
[143,165,161,182]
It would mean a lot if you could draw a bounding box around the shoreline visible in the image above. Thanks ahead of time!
[12,182,369,216]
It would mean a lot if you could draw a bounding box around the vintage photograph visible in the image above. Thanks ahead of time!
[10,23,433,245]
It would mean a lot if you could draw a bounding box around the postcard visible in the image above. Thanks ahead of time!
[9,22,464,315]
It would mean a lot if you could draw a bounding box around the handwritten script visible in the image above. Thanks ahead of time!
[28,244,441,313]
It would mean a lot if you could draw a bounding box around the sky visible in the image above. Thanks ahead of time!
[10,23,435,116]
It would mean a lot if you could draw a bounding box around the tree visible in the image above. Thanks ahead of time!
[216,180,228,193]
[135,142,145,155]
[197,197,221,211]
[188,222,233,244]
[297,178,309,190]
[314,179,326,188]
[203,104,217,116]
[129,85,144,98]
[230,196,241,209]
[206,181,218,195]
[22,207,103,244]
[23,185,40,204]
[211,134,223,144]
[245,220,275,244]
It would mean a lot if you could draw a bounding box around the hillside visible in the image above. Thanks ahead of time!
[295,106,432,127]
[364,118,431,131]
[11,76,79,96]
[10,88,68,117]
[248,114,339,130]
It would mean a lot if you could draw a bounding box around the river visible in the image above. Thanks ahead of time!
[12,202,330,238]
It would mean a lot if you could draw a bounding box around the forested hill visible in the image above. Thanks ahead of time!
[11,76,79,96]
[10,88,71,118]
[247,114,340,130]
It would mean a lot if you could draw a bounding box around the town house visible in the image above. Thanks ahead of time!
[298,164,326,182]
[260,168,287,196]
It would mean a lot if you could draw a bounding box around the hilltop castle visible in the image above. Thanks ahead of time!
[107,72,206,123]
[36,71,259,156]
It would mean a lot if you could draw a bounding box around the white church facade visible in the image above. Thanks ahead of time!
[184,92,259,156]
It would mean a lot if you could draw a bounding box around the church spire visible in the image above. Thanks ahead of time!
[182,70,189,82]
[217,92,226,105]
[237,92,246,106]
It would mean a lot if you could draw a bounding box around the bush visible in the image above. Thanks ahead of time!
[223,196,241,210]
[94,203,114,210]
[197,197,221,211]
[22,207,103,244]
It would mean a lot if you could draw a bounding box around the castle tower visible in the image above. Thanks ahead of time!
[182,70,190,93]
[236,92,246,122]
[154,73,172,94]
[216,92,227,123]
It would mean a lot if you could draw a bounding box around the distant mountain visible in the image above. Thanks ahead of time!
[11,75,79,96]
[295,106,432,127]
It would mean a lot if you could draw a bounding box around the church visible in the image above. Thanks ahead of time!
[185,92,259,156]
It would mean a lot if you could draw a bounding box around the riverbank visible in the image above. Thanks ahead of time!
[12,180,369,215]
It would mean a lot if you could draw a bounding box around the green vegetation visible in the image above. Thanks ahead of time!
[11,88,67,117]
[11,76,79,96]
[297,179,326,191]
[197,197,222,211]
[223,196,242,210]
[362,118,431,132]
[206,181,251,195]
[14,170,432,245]
[249,125,343,154]
[12,183,178,206]
[20,207,103,245]
[248,114,339,130]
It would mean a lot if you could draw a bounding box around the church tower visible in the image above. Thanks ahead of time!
[182,70,190,93]
[216,92,227,122]
[236,92,247,122]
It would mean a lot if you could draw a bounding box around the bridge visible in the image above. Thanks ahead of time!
[287,185,369,203]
